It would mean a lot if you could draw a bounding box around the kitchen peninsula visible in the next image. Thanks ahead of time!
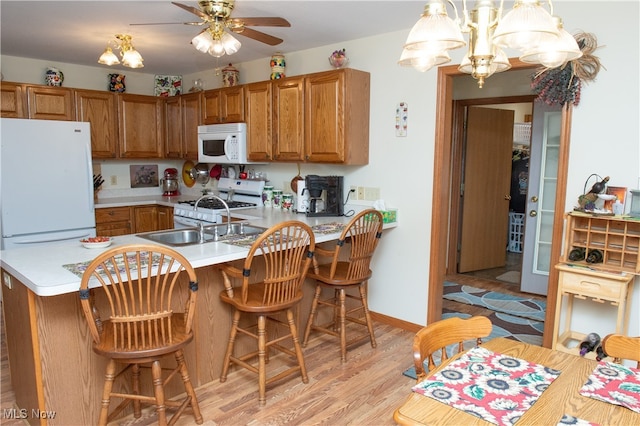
[0,206,396,425]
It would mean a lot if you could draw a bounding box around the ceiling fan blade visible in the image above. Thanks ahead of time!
[172,1,209,20]
[231,17,291,27]
[231,27,283,46]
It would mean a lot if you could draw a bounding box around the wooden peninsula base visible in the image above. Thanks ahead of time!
[1,263,325,425]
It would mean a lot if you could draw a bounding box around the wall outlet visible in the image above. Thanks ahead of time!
[357,186,365,200]
[110,175,117,185]
[364,187,380,201]
[350,186,358,200]
[3,272,12,289]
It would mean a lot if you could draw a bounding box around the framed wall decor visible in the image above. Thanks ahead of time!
[605,186,627,212]
[154,75,182,97]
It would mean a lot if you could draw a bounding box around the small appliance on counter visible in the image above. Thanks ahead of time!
[305,175,344,217]
[295,179,310,213]
[161,168,180,196]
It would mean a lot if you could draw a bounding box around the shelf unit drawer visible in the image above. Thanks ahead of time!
[557,266,631,301]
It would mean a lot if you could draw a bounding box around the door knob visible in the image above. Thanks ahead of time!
[531,196,538,202]
[504,195,512,200]
[529,210,537,217]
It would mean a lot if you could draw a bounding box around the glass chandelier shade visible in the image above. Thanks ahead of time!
[492,0,559,51]
[520,16,582,68]
[400,0,576,88]
[403,0,465,54]
[398,48,451,72]
[98,46,120,66]
[192,27,241,58]
[97,34,143,69]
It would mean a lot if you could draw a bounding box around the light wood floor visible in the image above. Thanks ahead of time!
[1,305,417,425]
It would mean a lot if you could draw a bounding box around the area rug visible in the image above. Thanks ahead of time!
[496,270,520,284]
[402,310,543,380]
[443,281,546,322]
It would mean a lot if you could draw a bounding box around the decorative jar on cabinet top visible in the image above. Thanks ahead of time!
[222,64,239,87]
[44,67,64,86]
[270,53,285,80]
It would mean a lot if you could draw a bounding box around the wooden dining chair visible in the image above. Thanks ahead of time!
[79,244,202,426]
[412,316,493,382]
[302,209,384,362]
[602,334,640,368]
[218,221,315,405]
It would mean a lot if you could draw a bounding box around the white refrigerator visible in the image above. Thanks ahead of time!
[1,118,96,250]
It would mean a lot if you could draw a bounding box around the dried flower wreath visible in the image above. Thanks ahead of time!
[531,32,603,107]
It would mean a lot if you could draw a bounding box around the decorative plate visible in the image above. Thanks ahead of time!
[80,237,112,249]
[182,160,195,187]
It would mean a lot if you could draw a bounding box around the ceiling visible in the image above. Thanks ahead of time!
[0,1,429,75]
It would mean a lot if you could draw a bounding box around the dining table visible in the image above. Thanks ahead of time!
[393,337,640,425]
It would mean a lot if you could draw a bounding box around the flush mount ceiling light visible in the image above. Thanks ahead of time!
[191,22,241,58]
[98,34,144,69]
[399,0,582,88]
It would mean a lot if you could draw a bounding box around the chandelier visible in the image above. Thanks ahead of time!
[191,22,241,58]
[399,0,582,88]
[98,34,144,69]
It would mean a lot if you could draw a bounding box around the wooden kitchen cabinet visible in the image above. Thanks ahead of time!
[165,92,202,159]
[95,207,133,236]
[165,96,182,158]
[26,85,75,121]
[552,212,639,357]
[203,86,244,124]
[304,68,370,164]
[75,89,118,158]
[272,77,305,161]
[157,205,174,230]
[133,205,174,233]
[133,205,159,233]
[117,94,164,158]
[1,81,26,118]
[245,81,273,161]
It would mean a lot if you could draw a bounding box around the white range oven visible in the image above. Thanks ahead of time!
[173,177,265,228]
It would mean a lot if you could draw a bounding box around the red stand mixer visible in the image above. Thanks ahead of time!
[162,168,180,196]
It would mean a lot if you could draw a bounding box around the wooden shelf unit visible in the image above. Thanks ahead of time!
[553,212,638,356]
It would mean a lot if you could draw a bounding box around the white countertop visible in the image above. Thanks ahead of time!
[1,206,396,297]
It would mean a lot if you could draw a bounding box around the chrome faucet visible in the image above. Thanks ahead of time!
[194,194,232,241]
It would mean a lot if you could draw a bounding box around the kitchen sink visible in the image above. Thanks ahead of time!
[137,222,267,247]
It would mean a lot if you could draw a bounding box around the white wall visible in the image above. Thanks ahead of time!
[2,1,638,336]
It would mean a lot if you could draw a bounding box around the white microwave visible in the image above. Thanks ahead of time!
[198,123,255,164]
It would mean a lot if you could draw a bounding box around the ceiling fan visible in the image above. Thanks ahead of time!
[132,1,290,57]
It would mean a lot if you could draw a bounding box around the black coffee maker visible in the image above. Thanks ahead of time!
[305,175,344,217]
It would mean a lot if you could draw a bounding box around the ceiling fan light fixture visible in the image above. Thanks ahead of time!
[398,47,451,72]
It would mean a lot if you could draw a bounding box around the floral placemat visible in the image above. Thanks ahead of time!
[579,361,640,414]
[412,346,561,425]
[311,222,346,234]
[63,252,165,278]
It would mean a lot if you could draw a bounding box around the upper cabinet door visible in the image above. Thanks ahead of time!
[26,85,75,121]
[273,77,304,161]
[305,69,370,164]
[203,86,244,124]
[117,94,164,158]
[1,82,26,118]
[164,96,183,158]
[75,89,118,158]
[245,81,272,161]
[181,92,203,159]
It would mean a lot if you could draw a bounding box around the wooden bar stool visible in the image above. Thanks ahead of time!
[79,244,203,426]
[217,221,315,405]
[302,209,384,362]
